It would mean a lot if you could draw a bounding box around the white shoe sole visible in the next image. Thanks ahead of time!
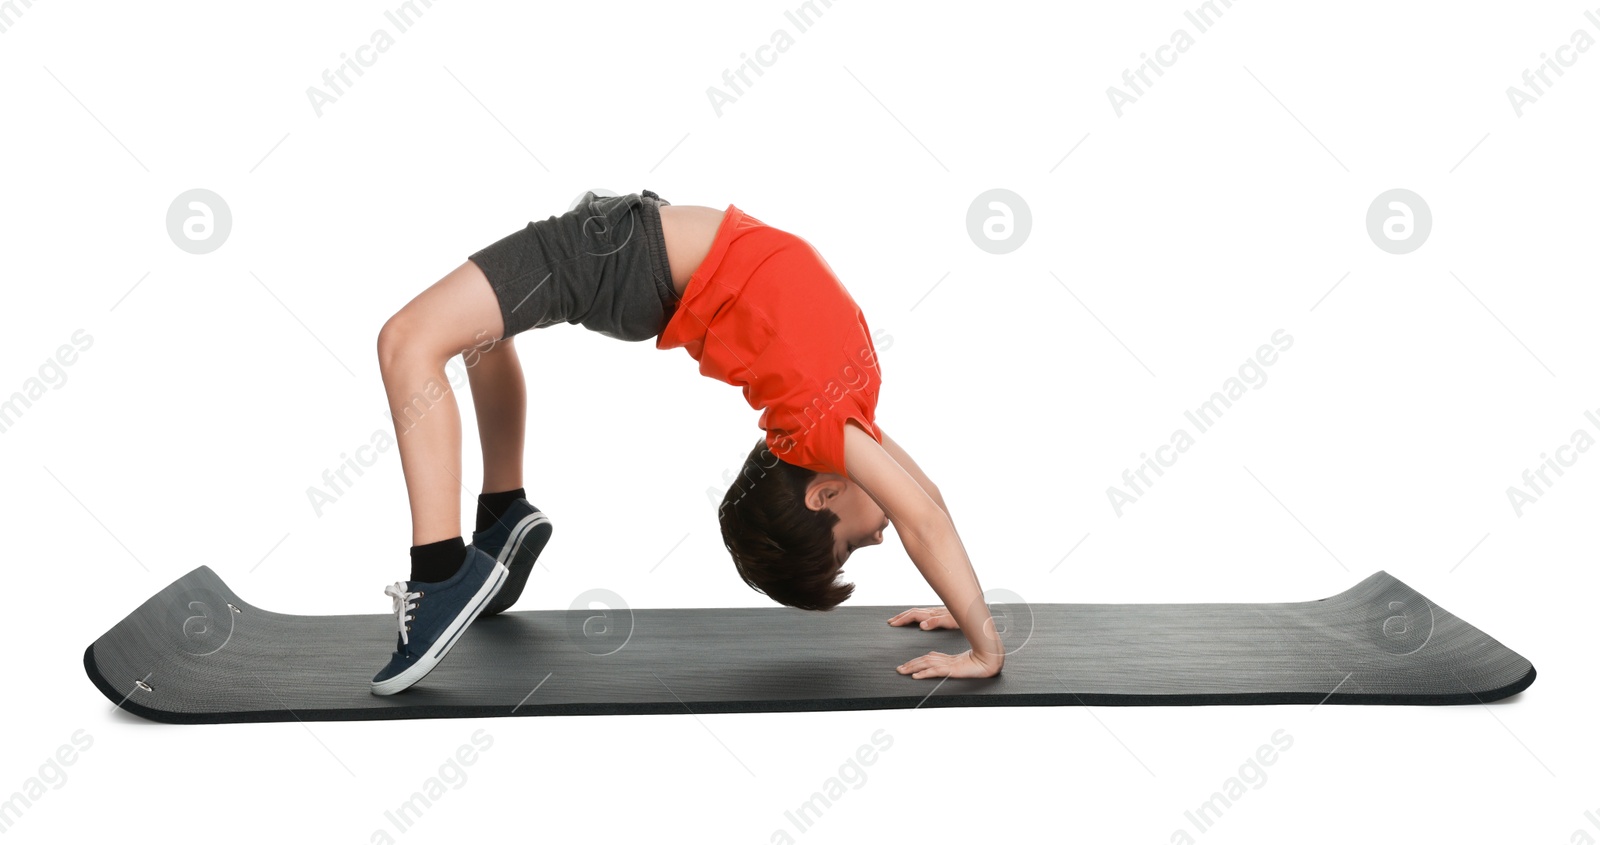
[371,561,508,696]
[494,512,551,567]
[483,512,551,614]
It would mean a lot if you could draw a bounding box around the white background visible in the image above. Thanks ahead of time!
[2,0,1595,841]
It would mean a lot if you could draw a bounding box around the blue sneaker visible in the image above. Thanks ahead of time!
[371,546,508,695]
[472,500,552,617]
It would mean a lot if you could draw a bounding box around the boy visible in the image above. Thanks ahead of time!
[370,189,1004,695]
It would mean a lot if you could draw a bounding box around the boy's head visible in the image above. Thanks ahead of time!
[719,438,888,611]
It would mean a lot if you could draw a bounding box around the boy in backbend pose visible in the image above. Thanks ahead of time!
[370,189,1003,695]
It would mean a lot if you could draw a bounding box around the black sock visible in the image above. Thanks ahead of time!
[475,487,527,534]
[410,536,466,584]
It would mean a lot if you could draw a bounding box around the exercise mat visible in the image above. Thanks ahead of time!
[84,566,1535,724]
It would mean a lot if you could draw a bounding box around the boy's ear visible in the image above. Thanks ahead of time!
[804,475,847,512]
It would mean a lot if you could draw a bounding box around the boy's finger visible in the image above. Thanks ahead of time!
[887,607,936,624]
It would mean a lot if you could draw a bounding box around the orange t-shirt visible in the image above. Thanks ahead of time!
[656,204,883,475]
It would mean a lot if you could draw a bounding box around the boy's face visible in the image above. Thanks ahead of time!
[806,475,889,567]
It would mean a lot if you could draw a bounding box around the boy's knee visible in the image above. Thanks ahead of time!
[377,311,423,369]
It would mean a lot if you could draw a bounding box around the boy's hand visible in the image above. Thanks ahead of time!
[889,606,1004,679]
[887,605,959,630]
[896,648,1003,679]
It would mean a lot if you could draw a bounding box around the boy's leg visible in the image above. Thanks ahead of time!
[463,330,553,617]
[371,258,514,695]
[465,334,525,496]
[377,259,506,545]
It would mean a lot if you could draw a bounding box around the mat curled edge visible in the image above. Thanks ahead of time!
[84,566,1535,724]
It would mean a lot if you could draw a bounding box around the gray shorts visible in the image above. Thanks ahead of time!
[467,189,677,342]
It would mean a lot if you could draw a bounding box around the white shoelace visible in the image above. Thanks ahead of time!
[384,582,421,646]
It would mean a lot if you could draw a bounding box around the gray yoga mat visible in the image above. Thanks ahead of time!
[83,566,1534,723]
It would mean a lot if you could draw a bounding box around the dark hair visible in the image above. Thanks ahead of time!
[719,438,853,610]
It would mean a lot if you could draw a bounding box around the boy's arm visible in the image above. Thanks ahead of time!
[879,431,950,517]
[881,431,980,615]
[843,422,1003,679]
[877,430,971,631]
